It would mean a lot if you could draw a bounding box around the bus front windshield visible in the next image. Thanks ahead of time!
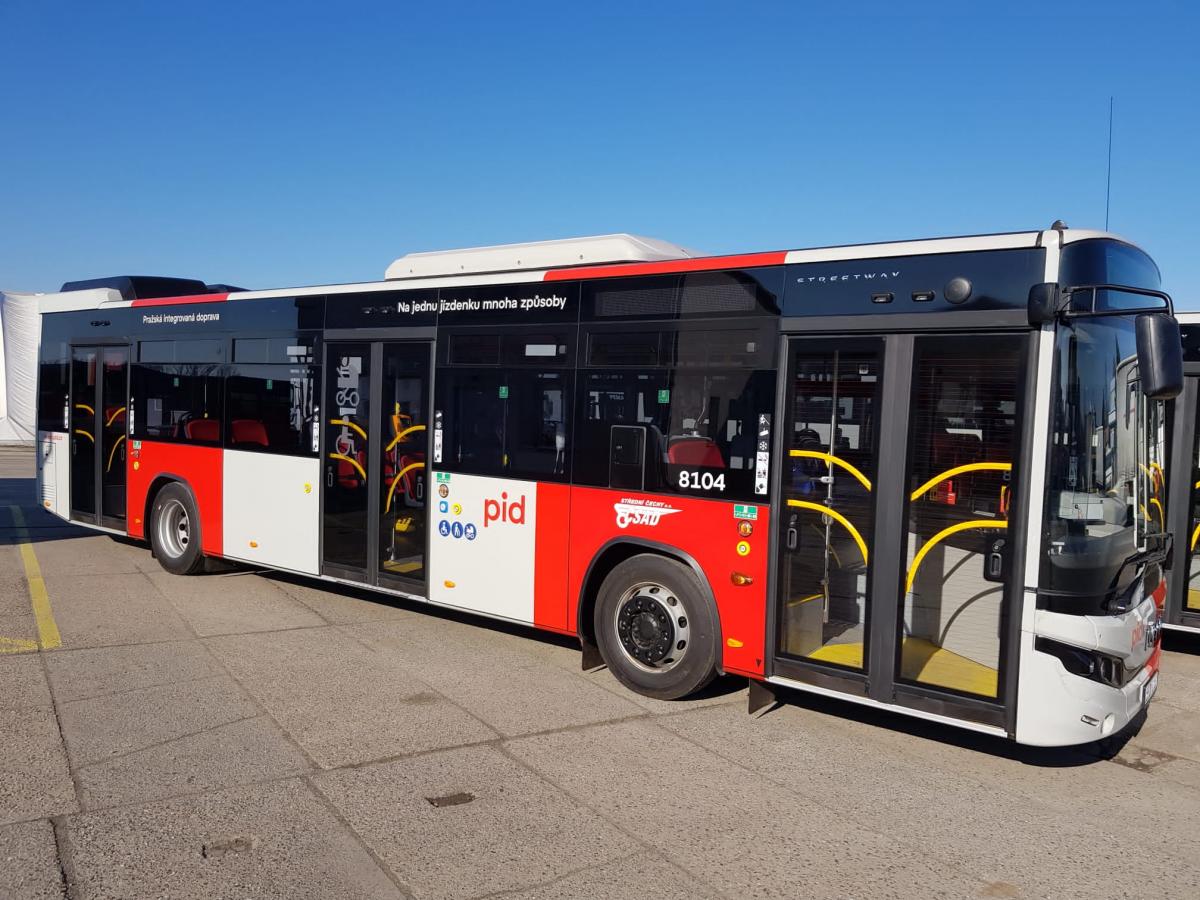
[1042,317,1167,610]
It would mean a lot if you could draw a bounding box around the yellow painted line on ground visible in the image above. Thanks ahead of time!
[9,506,62,650]
[0,636,40,654]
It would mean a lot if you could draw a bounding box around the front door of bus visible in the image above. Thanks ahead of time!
[774,333,1027,728]
[1164,372,1200,630]
[69,345,129,529]
[321,341,431,593]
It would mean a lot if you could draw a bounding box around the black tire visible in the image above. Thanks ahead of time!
[594,553,719,700]
[149,482,205,575]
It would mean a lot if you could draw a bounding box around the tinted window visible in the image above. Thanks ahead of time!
[588,331,668,367]
[131,365,223,444]
[233,337,315,364]
[1058,238,1161,291]
[583,323,775,370]
[679,269,781,316]
[585,276,679,319]
[37,319,72,433]
[575,368,775,500]
[38,355,70,432]
[225,365,318,456]
[440,328,574,367]
[138,339,225,363]
[435,368,570,481]
[448,333,500,365]
[582,268,782,320]
[503,333,571,366]
[675,329,769,367]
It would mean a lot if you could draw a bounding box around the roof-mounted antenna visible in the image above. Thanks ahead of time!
[1105,96,1114,231]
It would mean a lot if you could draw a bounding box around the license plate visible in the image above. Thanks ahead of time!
[1141,672,1159,707]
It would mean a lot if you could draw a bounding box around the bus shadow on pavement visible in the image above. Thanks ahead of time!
[257,567,746,700]
[0,478,91,545]
[761,679,1147,767]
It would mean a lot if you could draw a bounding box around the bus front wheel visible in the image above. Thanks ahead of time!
[594,554,719,700]
[149,482,206,575]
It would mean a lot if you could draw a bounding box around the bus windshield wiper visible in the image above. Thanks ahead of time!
[1107,534,1171,613]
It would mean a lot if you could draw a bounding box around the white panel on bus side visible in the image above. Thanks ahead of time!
[428,471,535,623]
[222,450,320,575]
[37,431,69,518]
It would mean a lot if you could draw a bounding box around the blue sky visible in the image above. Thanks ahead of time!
[2,1,1197,303]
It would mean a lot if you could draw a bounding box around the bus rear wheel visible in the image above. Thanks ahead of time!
[150,482,205,575]
[594,554,719,700]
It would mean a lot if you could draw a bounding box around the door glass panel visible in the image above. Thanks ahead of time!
[70,347,98,517]
[323,344,371,572]
[1187,390,1200,611]
[899,337,1022,699]
[778,344,882,671]
[100,347,129,520]
[379,344,429,584]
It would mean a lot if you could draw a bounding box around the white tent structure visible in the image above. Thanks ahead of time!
[0,290,39,445]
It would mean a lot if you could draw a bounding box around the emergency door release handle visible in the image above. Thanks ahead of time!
[984,538,1007,583]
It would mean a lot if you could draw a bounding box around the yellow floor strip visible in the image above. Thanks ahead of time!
[9,506,62,651]
[806,637,997,697]
[808,642,864,669]
[1188,588,1200,612]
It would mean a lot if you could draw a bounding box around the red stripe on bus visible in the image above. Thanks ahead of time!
[534,482,572,633]
[131,293,229,308]
[541,251,788,282]
[126,440,223,554]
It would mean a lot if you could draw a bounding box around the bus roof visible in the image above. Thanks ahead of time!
[38,227,1147,312]
[384,233,698,280]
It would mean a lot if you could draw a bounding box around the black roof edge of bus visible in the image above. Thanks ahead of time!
[204,283,248,294]
[58,276,218,301]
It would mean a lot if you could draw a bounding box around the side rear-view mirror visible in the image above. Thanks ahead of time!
[1136,313,1183,400]
[1028,283,1060,325]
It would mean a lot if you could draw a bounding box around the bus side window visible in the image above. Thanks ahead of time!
[131,364,224,446]
[225,364,319,457]
[435,368,571,482]
[574,368,774,500]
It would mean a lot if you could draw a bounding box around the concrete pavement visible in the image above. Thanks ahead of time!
[3,444,1200,899]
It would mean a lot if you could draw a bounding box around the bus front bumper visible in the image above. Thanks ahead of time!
[1014,597,1160,747]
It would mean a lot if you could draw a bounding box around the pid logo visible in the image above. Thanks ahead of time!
[484,492,526,528]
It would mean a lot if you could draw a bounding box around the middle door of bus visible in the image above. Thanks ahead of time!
[321,341,432,593]
[773,332,1030,729]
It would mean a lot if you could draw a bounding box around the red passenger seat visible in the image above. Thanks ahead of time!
[231,419,269,447]
[338,451,367,489]
[667,438,725,468]
[185,419,220,442]
[396,452,424,503]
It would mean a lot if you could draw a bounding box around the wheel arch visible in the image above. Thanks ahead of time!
[576,537,723,669]
[144,473,203,553]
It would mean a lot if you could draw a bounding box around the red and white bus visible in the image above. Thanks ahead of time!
[35,226,1181,746]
